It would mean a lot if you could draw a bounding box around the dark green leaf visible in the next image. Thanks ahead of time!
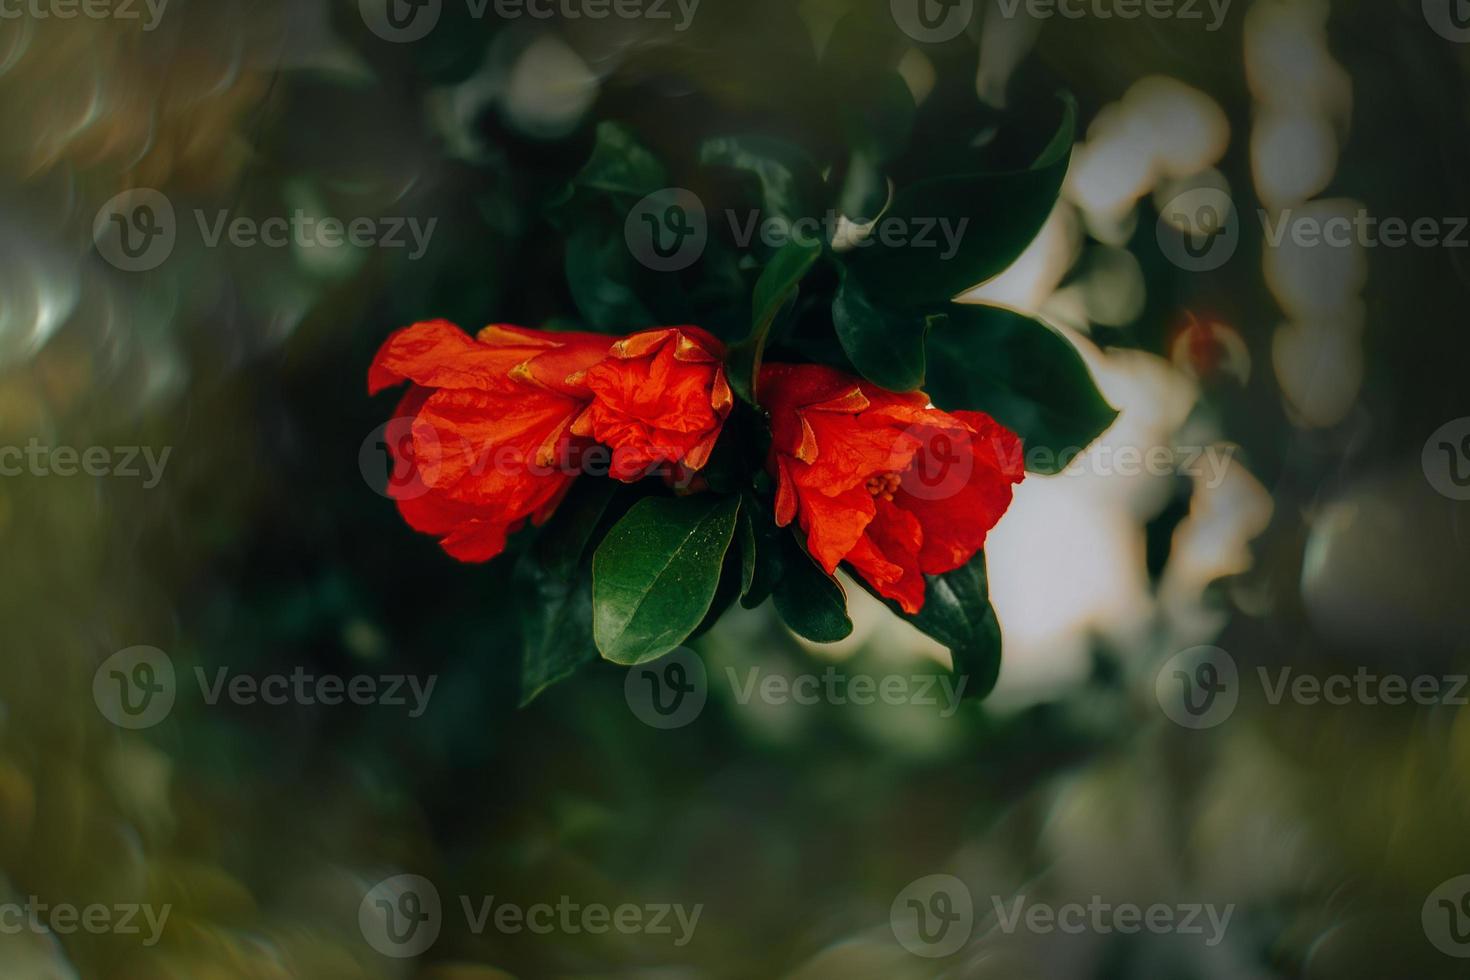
[832,265,930,392]
[737,501,757,597]
[772,535,853,643]
[925,304,1117,473]
[860,551,1002,700]
[728,238,823,404]
[739,491,785,609]
[699,135,825,224]
[836,150,888,222]
[848,96,1075,308]
[514,481,620,705]
[592,495,741,664]
[550,121,668,217]
[564,224,657,332]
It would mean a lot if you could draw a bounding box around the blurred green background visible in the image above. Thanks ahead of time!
[2,0,1469,976]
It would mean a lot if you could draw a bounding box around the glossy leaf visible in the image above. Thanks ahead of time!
[515,480,619,705]
[925,304,1117,474]
[592,495,740,664]
[832,265,930,392]
[847,96,1076,308]
[728,238,823,404]
[772,535,853,643]
[861,551,1001,700]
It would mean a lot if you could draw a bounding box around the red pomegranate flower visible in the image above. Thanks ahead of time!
[572,326,733,482]
[368,320,612,562]
[759,363,1025,613]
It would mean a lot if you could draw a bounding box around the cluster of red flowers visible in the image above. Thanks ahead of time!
[370,322,1024,613]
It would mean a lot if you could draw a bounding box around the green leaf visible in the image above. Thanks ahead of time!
[925,304,1117,474]
[564,224,657,331]
[738,491,785,609]
[847,96,1075,308]
[699,135,825,225]
[860,551,1002,700]
[736,502,757,597]
[832,265,930,392]
[550,121,668,215]
[836,150,888,222]
[515,480,619,705]
[728,238,823,404]
[772,535,853,643]
[592,495,741,664]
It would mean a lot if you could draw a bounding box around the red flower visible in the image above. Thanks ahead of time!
[368,320,612,562]
[572,326,733,482]
[760,363,1025,614]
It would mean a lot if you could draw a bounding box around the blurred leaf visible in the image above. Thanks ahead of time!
[832,265,930,392]
[564,224,657,331]
[925,304,1116,474]
[739,491,785,609]
[843,72,915,165]
[772,534,853,642]
[836,150,889,221]
[700,135,826,223]
[861,551,1001,700]
[592,495,741,664]
[515,480,619,705]
[550,120,668,215]
[729,238,823,403]
[848,95,1075,308]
